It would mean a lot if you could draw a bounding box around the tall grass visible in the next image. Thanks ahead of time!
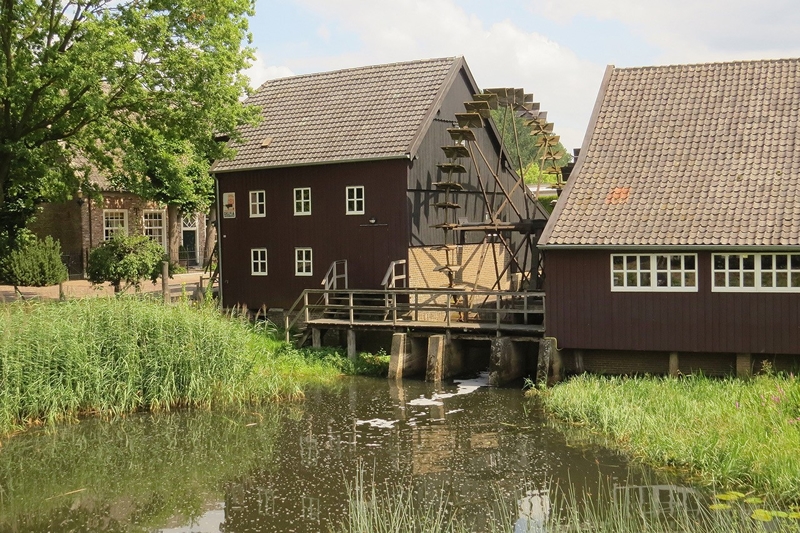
[0,298,341,436]
[334,472,800,532]
[538,373,800,500]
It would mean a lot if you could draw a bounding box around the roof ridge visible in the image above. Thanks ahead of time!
[614,56,800,73]
[254,56,460,88]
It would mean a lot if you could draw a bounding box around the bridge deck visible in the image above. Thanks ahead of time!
[306,317,544,335]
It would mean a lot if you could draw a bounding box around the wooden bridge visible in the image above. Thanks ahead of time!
[284,287,547,385]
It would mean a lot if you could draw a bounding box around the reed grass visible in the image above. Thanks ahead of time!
[538,373,800,500]
[0,298,341,436]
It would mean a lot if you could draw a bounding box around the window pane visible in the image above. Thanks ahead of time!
[656,272,667,286]
[792,272,800,287]
[713,255,725,270]
[670,272,681,287]
[613,256,623,270]
[613,273,624,286]
[685,272,696,287]
[627,273,637,286]
[792,255,800,270]
[639,256,650,270]
[656,255,667,270]
[714,272,725,286]
[777,272,788,287]
[626,256,637,270]
[728,272,740,287]
[743,272,755,287]
[761,255,773,269]
[776,255,788,270]
[762,272,773,287]
[685,255,695,270]
[728,255,740,269]
[640,272,651,286]
[743,255,755,270]
[670,255,682,270]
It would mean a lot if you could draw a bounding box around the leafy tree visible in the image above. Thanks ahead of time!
[0,0,259,257]
[490,108,571,186]
[0,235,68,287]
[87,234,164,293]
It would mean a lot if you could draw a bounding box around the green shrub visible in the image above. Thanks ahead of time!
[0,236,68,287]
[87,234,165,293]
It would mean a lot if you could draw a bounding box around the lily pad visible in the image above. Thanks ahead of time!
[709,503,732,510]
[744,497,764,504]
[751,509,773,522]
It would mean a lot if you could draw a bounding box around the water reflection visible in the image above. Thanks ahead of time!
[0,376,693,532]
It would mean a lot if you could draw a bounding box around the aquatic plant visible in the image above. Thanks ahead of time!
[539,373,800,501]
[0,298,342,436]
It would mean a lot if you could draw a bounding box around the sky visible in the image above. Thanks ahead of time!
[245,0,800,151]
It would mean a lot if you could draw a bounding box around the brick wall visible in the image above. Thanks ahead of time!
[408,243,510,290]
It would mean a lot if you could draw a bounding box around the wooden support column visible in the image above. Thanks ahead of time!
[736,353,753,378]
[312,328,322,348]
[573,349,585,374]
[669,352,680,377]
[347,329,357,360]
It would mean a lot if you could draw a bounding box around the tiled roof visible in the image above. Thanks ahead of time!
[540,58,800,247]
[211,57,459,172]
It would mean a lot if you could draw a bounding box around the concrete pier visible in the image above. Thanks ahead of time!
[388,333,427,380]
[488,337,525,386]
[736,353,753,378]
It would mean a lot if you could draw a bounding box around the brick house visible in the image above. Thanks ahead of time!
[539,58,800,376]
[29,172,207,278]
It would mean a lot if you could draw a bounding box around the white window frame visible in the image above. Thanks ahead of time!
[610,253,698,292]
[142,209,166,249]
[295,248,313,276]
[712,253,800,292]
[251,248,268,276]
[249,190,266,218]
[294,187,311,216]
[346,186,365,215]
[103,209,128,241]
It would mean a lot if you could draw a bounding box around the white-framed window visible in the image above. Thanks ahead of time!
[294,187,311,216]
[249,190,266,217]
[611,254,697,292]
[103,209,128,240]
[251,248,268,275]
[295,248,312,276]
[346,186,365,215]
[712,253,800,292]
[143,210,166,249]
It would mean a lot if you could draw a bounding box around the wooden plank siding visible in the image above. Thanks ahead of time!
[545,249,800,355]
[215,159,409,310]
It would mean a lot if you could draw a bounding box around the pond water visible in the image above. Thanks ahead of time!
[0,375,695,532]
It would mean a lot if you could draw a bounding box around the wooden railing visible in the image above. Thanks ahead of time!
[285,288,544,342]
[380,259,407,289]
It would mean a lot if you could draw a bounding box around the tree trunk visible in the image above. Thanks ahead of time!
[203,204,217,268]
[166,204,181,264]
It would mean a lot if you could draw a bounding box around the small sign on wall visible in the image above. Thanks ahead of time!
[222,192,236,218]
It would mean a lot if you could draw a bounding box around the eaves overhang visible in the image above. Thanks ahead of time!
[211,153,411,175]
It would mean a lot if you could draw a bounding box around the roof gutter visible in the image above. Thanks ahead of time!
[211,154,410,175]
[539,244,800,252]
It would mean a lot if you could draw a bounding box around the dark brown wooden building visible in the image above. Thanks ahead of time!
[212,57,544,310]
[539,58,800,376]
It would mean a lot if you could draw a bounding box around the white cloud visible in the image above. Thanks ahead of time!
[288,0,604,150]
[244,51,295,89]
[530,0,800,64]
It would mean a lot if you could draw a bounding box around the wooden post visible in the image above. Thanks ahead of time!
[312,328,322,348]
[58,282,65,301]
[161,261,170,304]
[347,329,357,360]
[669,352,680,377]
[574,349,585,374]
[736,353,753,378]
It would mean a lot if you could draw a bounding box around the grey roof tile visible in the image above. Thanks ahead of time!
[543,58,800,247]
[212,57,457,172]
